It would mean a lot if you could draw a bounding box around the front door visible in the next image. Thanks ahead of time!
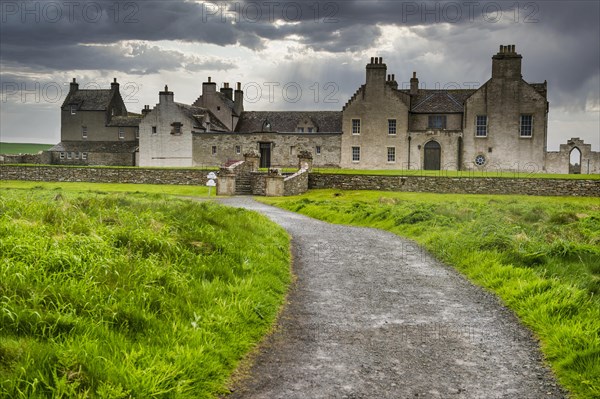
[424,141,441,170]
[259,142,271,168]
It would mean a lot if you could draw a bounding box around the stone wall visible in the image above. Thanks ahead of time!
[284,169,309,196]
[0,152,51,164]
[193,132,341,168]
[309,173,600,197]
[0,165,211,185]
[250,172,266,196]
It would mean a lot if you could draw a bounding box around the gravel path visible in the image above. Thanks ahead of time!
[214,197,566,399]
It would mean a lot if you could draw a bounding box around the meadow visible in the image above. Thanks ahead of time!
[261,190,600,398]
[0,187,291,398]
[0,143,53,154]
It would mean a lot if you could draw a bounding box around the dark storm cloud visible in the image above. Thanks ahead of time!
[0,0,598,110]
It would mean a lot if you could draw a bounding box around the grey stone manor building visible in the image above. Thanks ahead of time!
[50,45,599,174]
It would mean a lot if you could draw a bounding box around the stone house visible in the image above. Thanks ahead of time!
[341,45,551,171]
[138,86,230,167]
[49,78,141,166]
[192,111,342,168]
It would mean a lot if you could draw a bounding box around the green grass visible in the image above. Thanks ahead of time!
[0,180,212,197]
[261,190,600,398]
[310,168,600,180]
[0,143,54,154]
[0,188,291,398]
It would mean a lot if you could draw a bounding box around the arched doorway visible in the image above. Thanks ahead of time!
[569,147,581,174]
[424,141,441,170]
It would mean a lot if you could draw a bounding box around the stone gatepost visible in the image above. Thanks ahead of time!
[298,150,313,172]
[244,151,260,172]
[217,168,236,196]
[265,168,284,196]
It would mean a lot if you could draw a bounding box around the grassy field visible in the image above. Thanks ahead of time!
[0,188,291,398]
[261,190,600,398]
[310,168,600,180]
[0,180,212,197]
[0,143,54,154]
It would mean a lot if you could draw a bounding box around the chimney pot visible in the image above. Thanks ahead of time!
[113,78,117,83]
[379,57,383,64]
[387,74,390,81]
[499,44,503,53]
[392,74,395,81]
[511,44,515,53]
[208,77,211,83]
[413,71,416,78]
[237,82,241,91]
[72,78,76,83]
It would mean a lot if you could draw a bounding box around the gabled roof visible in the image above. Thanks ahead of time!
[48,141,138,153]
[62,89,115,111]
[235,111,342,133]
[405,89,476,113]
[107,115,142,127]
[175,103,230,132]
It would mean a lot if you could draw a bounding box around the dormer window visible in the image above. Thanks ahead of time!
[171,122,183,135]
[307,127,314,133]
[297,127,304,133]
[70,105,77,115]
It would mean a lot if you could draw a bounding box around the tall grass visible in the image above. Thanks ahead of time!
[261,190,600,398]
[0,189,291,398]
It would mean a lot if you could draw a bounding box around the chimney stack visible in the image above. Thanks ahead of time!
[410,71,419,95]
[492,44,522,80]
[141,105,151,116]
[70,78,79,92]
[366,56,387,95]
[111,78,119,92]
[159,85,174,104]
[234,82,244,115]
[220,82,233,101]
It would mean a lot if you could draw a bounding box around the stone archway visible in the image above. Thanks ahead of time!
[424,141,441,170]
[569,147,581,174]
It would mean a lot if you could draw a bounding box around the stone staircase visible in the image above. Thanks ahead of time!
[235,172,253,195]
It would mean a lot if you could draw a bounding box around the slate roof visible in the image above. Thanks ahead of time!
[406,89,476,113]
[175,103,230,132]
[48,141,138,153]
[235,111,342,133]
[107,115,142,127]
[62,89,115,111]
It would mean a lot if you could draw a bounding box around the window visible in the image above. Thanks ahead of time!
[475,115,487,137]
[118,128,125,140]
[316,146,321,155]
[387,147,396,163]
[307,127,314,133]
[352,119,361,134]
[428,115,447,129]
[152,126,157,134]
[352,146,360,162]
[171,122,182,135]
[81,126,87,139]
[81,152,88,160]
[388,119,397,135]
[67,152,72,159]
[297,127,304,133]
[235,145,241,155]
[70,105,76,115]
[290,146,296,156]
[135,128,140,139]
[520,115,533,137]
[211,146,217,155]
[475,155,486,166]
[60,152,65,159]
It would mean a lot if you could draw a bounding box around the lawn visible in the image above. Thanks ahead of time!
[0,180,212,197]
[261,190,600,398]
[0,143,54,154]
[0,187,291,398]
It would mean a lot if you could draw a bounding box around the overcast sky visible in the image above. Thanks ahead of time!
[1,0,598,150]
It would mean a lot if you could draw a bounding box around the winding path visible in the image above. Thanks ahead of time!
[215,197,565,399]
